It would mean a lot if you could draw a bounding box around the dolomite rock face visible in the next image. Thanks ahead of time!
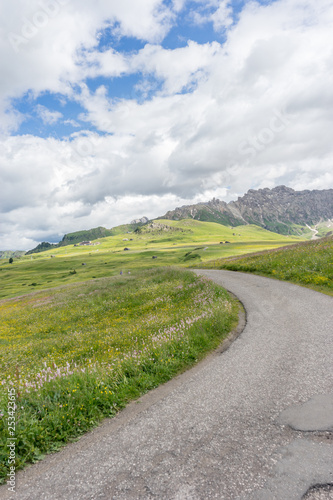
[160,186,333,235]
[130,216,149,225]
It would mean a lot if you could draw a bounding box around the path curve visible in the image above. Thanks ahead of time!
[1,271,333,500]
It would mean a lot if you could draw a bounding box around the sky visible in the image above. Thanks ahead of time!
[0,0,333,250]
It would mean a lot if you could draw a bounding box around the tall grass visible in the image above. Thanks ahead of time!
[203,236,333,295]
[0,268,238,482]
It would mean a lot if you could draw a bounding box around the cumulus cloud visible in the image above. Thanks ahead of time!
[190,0,233,30]
[36,104,63,124]
[0,0,174,129]
[131,41,222,95]
[211,1,233,30]
[64,119,80,127]
[0,0,333,249]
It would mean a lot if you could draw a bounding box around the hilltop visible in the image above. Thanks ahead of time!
[25,223,148,255]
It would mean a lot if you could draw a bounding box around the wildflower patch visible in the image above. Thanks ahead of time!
[0,268,238,482]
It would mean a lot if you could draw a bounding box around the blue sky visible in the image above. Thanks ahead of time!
[9,0,259,140]
[11,1,239,139]
[0,0,332,249]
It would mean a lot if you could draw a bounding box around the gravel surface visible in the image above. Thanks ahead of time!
[1,270,332,500]
[304,485,333,500]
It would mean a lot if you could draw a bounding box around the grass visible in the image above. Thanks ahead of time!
[315,220,333,238]
[0,219,308,483]
[0,219,301,300]
[200,236,333,296]
[0,267,239,483]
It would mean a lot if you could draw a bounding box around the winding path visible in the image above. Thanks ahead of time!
[306,224,319,240]
[1,271,332,500]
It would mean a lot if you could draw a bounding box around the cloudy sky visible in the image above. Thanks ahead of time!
[1,0,332,250]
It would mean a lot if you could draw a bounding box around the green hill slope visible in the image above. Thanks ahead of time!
[0,219,302,299]
[201,236,333,295]
[26,223,151,255]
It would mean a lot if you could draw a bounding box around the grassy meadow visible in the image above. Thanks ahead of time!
[200,236,333,296]
[0,219,300,300]
[0,268,239,482]
[0,219,306,481]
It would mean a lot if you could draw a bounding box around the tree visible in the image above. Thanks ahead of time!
[9,257,13,264]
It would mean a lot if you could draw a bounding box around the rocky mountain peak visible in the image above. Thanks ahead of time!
[160,186,333,235]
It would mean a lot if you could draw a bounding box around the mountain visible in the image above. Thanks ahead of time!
[159,186,333,235]
[26,227,114,255]
[26,186,333,255]
[25,242,57,255]
[0,250,26,259]
[130,216,149,224]
[58,227,114,246]
[26,223,146,255]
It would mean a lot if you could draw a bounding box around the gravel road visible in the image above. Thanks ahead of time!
[1,270,332,500]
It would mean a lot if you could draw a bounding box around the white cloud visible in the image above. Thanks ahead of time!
[74,40,222,95]
[211,1,233,31]
[189,0,233,30]
[0,100,25,134]
[81,48,129,80]
[36,104,63,124]
[0,0,175,132]
[171,0,187,12]
[64,119,80,127]
[131,41,222,95]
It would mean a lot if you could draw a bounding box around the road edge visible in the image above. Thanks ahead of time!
[0,277,246,495]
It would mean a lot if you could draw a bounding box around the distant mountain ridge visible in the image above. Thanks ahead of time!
[159,186,333,235]
[21,185,333,255]
[25,221,149,255]
[25,227,115,255]
[0,250,26,259]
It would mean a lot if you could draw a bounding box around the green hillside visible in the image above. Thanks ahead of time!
[201,236,333,296]
[26,226,116,254]
[0,219,301,300]
[0,218,324,481]
[26,223,153,255]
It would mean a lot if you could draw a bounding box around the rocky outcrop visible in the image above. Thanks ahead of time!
[130,216,149,225]
[159,186,333,235]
